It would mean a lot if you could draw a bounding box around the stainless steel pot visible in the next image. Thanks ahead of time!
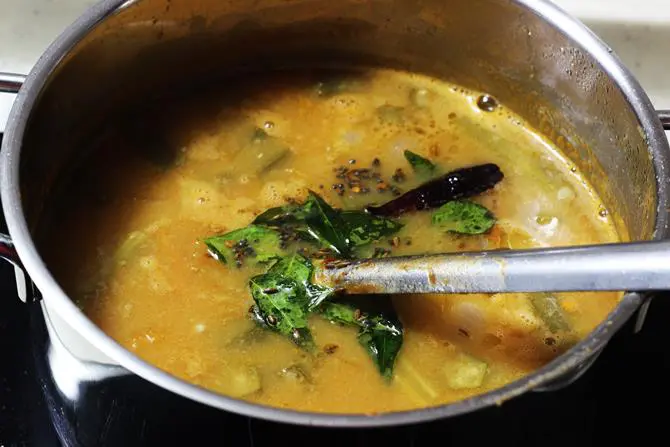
[1,0,669,428]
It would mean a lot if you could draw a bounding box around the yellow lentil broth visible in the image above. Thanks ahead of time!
[44,68,621,414]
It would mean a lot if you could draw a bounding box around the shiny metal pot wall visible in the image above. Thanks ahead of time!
[1,0,670,427]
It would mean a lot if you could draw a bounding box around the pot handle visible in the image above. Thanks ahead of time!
[0,233,39,303]
[0,72,25,94]
[658,110,670,130]
[1,72,39,303]
[631,109,670,333]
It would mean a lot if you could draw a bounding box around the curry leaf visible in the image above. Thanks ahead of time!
[358,315,404,380]
[319,302,358,325]
[267,253,312,281]
[432,200,496,234]
[252,202,315,244]
[249,274,314,350]
[249,254,335,350]
[268,253,335,309]
[317,296,403,379]
[204,225,284,266]
[404,150,436,177]
[305,283,335,310]
[303,191,352,257]
[253,192,402,255]
[340,211,403,247]
[252,201,314,228]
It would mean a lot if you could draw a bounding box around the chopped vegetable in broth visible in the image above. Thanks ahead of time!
[43,68,621,414]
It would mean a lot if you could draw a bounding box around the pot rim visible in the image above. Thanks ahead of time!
[1,0,669,428]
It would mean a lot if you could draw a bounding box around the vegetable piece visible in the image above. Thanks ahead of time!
[204,225,284,266]
[404,150,436,177]
[376,104,405,124]
[408,88,434,108]
[225,127,290,177]
[225,366,262,397]
[279,364,312,384]
[486,224,534,250]
[432,200,496,234]
[366,163,504,217]
[114,219,171,265]
[303,191,352,257]
[394,357,439,404]
[340,211,403,247]
[227,324,269,347]
[314,74,365,97]
[317,296,403,380]
[115,231,148,265]
[528,293,571,333]
[249,273,314,350]
[443,353,488,390]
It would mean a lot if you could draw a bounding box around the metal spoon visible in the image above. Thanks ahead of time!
[316,240,670,294]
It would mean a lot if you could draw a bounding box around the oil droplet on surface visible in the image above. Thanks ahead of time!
[476,95,499,112]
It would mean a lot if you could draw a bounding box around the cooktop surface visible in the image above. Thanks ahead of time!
[1,139,669,447]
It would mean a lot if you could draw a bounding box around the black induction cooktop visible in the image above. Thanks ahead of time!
[1,136,669,447]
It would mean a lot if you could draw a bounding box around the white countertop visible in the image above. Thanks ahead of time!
[1,0,669,130]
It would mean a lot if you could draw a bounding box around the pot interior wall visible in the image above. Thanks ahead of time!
[21,0,658,251]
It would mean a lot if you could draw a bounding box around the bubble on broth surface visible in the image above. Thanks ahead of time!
[476,94,499,112]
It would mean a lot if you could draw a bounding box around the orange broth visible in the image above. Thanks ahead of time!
[44,68,620,414]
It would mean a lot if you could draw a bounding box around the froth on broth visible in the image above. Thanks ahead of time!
[44,67,621,414]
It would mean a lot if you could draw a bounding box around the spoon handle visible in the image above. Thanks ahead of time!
[319,240,670,294]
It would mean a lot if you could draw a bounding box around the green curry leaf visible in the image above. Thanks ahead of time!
[267,253,335,309]
[249,273,315,350]
[305,283,335,310]
[319,302,358,325]
[267,253,312,281]
[252,201,314,228]
[340,211,403,247]
[253,192,402,256]
[249,253,335,350]
[358,315,404,380]
[404,150,437,177]
[317,296,403,380]
[431,200,496,234]
[209,192,405,377]
[204,225,284,266]
[303,191,352,257]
